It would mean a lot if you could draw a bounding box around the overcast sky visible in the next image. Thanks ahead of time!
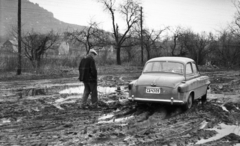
[28,0,236,33]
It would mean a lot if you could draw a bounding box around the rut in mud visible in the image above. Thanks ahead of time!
[0,71,240,146]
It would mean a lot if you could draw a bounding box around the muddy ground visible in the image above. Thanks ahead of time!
[0,71,240,146]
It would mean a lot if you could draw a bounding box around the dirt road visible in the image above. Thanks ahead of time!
[0,71,240,146]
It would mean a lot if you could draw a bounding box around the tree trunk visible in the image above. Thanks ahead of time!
[37,59,41,70]
[32,60,37,72]
[127,51,131,62]
[36,58,41,74]
[116,45,121,65]
[146,48,150,60]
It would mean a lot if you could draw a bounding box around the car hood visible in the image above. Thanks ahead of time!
[136,73,185,88]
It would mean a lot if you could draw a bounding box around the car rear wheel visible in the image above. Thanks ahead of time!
[184,94,193,110]
[201,86,210,104]
[201,93,207,104]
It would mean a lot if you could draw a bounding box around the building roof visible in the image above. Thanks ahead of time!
[147,56,194,64]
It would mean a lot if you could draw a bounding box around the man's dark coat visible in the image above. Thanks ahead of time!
[78,55,97,83]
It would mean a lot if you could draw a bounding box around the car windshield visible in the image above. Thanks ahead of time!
[143,61,184,74]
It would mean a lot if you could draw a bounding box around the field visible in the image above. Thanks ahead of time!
[0,68,240,146]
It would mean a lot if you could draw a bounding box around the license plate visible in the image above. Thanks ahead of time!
[146,87,161,94]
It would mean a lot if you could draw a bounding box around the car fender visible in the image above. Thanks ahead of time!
[182,90,195,103]
[128,80,137,95]
[178,83,190,92]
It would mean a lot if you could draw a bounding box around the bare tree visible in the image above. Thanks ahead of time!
[168,27,187,56]
[176,29,211,65]
[194,33,211,65]
[214,30,240,67]
[223,0,240,67]
[230,0,240,36]
[122,36,139,62]
[141,28,168,60]
[99,0,140,65]
[170,33,179,56]
[66,22,109,54]
[21,30,59,71]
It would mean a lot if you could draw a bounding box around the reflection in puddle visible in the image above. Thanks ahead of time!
[98,86,118,94]
[0,85,122,101]
[98,113,114,121]
[221,105,229,112]
[196,123,240,144]
[0,88,47,98]
[59,86,84,94]
[53,95,81,110]
[0,118,11,126]
[55,95,80,104]
[98,112,134,124]
[17,88,46,98]
[98,116,134,124]
[0,84,128,111]
[52,104,64,110]
[0,118,22,126]
[199,120,209,129]
[59,86,120,95]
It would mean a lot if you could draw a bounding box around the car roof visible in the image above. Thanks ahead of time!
[146,57,194,64]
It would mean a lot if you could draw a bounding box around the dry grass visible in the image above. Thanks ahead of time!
[0,53,142,81]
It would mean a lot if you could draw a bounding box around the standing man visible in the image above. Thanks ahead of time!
[79,49,98,109]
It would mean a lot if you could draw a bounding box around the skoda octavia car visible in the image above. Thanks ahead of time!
[128,57,210,109]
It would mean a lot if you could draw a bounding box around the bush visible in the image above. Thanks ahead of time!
[0,54,33,72]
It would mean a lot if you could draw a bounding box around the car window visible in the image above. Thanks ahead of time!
[143,62,153,72]
[192,62,198,73]
[152,62,162,72]
[186,63,193,74]
[143,61,183,74]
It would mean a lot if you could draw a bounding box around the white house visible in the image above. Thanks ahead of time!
[58,41,69,55]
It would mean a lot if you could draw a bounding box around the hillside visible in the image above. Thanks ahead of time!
[0,0,85,43]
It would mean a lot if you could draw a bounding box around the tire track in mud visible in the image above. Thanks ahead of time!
[88,100,240,146]
[2,102,238,145]
[91,104,183,145]
[0,102,103,146]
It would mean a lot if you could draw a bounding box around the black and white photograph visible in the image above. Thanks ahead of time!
[0,0,240,145]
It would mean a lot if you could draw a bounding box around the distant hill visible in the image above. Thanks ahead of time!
[0,0,85,43]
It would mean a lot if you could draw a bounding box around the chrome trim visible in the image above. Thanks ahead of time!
[128,97,184,103]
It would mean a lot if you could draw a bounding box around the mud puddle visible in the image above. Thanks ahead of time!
[0,78,126,102]
[209,71,240,95]
[196,123,240,144]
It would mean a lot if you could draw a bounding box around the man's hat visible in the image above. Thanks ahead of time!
[89,49,98,55]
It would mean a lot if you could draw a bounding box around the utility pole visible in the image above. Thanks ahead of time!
[17,0,22,75]
[140,6,143,65]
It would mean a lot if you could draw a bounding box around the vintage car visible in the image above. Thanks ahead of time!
[128,57,210,109]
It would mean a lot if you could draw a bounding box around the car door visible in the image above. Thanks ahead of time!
[192,62,209,98]
[185,62,199,80]
[191,62,203,98]
[185,62,202,98]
